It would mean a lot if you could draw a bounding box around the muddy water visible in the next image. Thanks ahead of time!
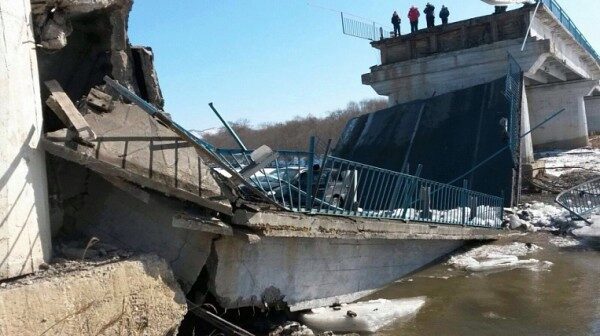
[368,234,600,336]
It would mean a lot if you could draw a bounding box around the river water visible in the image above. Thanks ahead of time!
[368,234,600,336]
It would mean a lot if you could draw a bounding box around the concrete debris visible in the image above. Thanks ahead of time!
[131,46,165,109]
[86,87,114,112]
[0,254,186,335]
[35,10,72,49]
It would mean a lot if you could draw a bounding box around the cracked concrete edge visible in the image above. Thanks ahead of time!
[232,210,507,241]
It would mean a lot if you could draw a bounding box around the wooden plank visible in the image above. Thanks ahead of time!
[44,80,96,141]
[42,137,233,216]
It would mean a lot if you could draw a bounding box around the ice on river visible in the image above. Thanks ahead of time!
[300,297,426,334]
[448,242,552,273]
[572,215,600,240]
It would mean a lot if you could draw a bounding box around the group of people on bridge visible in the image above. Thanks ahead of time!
[391,3,450,37]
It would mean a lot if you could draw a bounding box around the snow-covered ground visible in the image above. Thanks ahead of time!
[537,148,600,177]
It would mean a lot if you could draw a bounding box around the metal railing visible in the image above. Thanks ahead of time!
[541,0,600,62]
[555,177,600,224]
[504,53,523,165]
[341,13,392,41]
[216,146,504,228]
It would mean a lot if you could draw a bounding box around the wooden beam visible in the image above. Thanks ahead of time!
[44,80,96,141]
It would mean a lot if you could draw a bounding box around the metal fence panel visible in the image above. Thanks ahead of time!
[216,148,504,228]
[556,177,600,223]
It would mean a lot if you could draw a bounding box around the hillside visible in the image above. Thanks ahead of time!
[196,98,387,151]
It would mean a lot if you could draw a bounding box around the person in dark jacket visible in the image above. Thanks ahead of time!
[424,2,435,28]
[391,11,401,37]
[495,5,507,14]
[439,5,449,25]
[408,6,420,33]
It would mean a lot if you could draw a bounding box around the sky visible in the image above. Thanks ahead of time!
[128,1,599,131]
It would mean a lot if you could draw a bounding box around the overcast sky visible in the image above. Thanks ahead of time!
[128,0,599,131]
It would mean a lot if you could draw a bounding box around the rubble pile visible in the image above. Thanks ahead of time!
[0,254,187,335]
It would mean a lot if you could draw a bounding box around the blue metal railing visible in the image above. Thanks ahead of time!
[341,13,392,41]
[216,147,504,228]
[555,177,600,224]
[541,0,600,62]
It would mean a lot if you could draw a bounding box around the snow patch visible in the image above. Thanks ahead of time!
[523,202,570,227]
[537,148,600,177]
[300,297,426,334]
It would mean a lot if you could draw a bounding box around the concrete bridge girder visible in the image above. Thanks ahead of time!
[363,39,551,106]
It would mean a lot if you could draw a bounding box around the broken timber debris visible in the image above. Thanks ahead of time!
[44,80,96,141]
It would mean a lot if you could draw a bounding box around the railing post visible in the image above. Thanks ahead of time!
[373,22,376,41]
[462,179,468,226]
[306,136,316,211]
[401,164,423,220]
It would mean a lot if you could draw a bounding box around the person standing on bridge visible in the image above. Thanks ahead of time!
[439,5,450,25]
[408,6,420,33]
[424,2,436,28]
[391,11,401,37]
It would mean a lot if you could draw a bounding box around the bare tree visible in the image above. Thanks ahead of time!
[201,98,387,151]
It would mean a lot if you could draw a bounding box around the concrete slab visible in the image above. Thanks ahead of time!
[210,236,464,311]
[233,210,505,241]
[61,171,218,292]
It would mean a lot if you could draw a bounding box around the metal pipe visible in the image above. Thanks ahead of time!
[521,0,542,52]
[208,102,248,151]
[401,92,435,172]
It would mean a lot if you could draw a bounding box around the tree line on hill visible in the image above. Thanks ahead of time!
[198,98,387,151]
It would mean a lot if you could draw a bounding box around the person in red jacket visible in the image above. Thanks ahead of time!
[408,6,420,33]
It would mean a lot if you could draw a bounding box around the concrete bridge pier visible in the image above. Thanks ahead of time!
[526,80,600,150]
[585,95,600,134]
[0,0,52,279]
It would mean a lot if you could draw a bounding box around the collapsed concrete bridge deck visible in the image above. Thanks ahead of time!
[2,0,509,322]
[39,86,506,310]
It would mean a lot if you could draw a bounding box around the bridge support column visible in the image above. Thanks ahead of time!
[526,80,600,150]
[0,0,52,279]
[585,95,600,134]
